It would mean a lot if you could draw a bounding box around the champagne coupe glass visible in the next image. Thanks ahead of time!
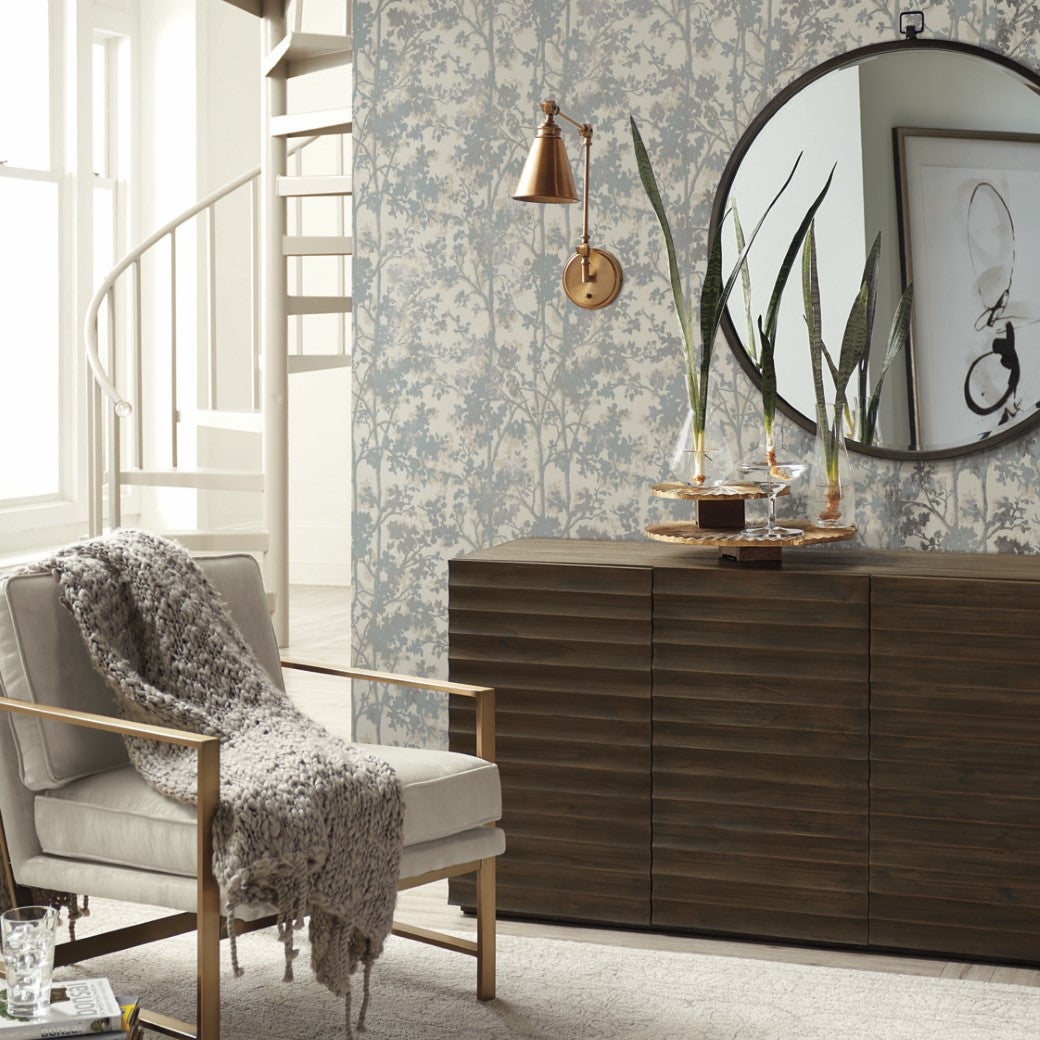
[737,457,808,539]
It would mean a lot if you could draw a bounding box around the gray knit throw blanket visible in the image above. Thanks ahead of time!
[38,530,404,1036]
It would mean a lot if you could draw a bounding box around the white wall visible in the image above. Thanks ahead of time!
[137,0,200,531]
[195,0,262,537]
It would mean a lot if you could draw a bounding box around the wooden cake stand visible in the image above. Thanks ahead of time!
[646,482,857,565]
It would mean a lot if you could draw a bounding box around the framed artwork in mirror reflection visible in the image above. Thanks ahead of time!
[896,127,1040,449]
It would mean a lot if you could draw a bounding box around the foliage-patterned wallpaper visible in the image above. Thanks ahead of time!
[351,0,1040,747]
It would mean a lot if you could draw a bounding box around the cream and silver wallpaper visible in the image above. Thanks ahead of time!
[352,0,1040,746]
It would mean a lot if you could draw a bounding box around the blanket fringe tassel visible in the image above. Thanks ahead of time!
[31,889,90,941]
[227,901,245,978]
[277,911,300,982]
[222,901,372,1037]
[357,960,373,1033]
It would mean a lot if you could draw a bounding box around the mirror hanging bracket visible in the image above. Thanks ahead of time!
[899,10,925,40]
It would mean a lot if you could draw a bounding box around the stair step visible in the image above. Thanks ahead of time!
[219,0,261,15]
[277,175,352,198]
[282,235,353,256]
[288,354,352,374]
[177,408,262,434]
[270,109,351,138]
[119,468,264,492]
[287,295,353,316]
[264,32,352,78]
[167,530,271,553]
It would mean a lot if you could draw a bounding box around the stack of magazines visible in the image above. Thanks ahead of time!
[0,979,140,1040]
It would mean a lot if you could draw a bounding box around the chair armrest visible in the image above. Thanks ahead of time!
[280,658,496,762]
[0,696,220,917]
[0,695,217,750]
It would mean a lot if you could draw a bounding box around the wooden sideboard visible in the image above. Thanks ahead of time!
[447,539,1040,964]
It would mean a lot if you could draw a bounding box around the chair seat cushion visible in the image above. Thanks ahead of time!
[34,745,500,879]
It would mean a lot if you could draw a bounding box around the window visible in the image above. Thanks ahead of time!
[0,3,132,535]
[92,33,127,368]
[0,1,61,502]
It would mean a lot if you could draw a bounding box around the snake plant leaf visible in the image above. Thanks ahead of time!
[863,282,914,444]
[802,222,839,396]
[855,232,883,414]
[837,282,871,403]
[834,234,879,403]
[699,224,726,417]
[704,153,803,357]
[632,119,802,440]
[632,119,798,428]
[732,200,758,365]
[630,118,696,369]
[802,220,829,432]
[803,223,846,474]
[762,164,836,349]
[821,342,840,395]
[755,164,835,432]
[758,314,777,428]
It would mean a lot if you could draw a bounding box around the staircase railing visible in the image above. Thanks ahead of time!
[83,136,321,535]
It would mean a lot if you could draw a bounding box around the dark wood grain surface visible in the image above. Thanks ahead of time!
[447,539,1040,963]
[459,537,1040,582]
[652,565,870,945]
[870,575,1040,962]
[448,559,653,925]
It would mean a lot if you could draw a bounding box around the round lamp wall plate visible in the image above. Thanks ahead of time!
[563,248,623,309]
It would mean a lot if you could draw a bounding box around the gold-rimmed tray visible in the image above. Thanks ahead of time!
[645,520,857,547]
[651,481,784,501]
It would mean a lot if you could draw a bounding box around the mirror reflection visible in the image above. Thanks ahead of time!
[718,44,1040,456]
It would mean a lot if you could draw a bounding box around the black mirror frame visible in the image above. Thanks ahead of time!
[711,36,1040,461]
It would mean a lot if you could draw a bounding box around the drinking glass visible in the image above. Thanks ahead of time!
[737,459,808,538]
[1,906,58,1018]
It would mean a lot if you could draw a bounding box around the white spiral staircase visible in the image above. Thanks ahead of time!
[84,0,351,644]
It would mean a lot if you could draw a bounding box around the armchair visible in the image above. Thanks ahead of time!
[0,554,502,1040]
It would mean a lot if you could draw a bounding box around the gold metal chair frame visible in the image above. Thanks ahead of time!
[0,660,496,1040]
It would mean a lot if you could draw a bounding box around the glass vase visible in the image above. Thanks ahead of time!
[810,399,857,529]
[670,405,736,489]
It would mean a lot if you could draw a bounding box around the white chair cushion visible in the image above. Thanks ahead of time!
[16,826,507,912]
[0,573,130,790]
[34,745,500,878]
[0,554,284,791]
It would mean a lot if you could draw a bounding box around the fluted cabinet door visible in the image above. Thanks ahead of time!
[870,576,1040,961]
[652,567,870,945]
[448,559,652,925]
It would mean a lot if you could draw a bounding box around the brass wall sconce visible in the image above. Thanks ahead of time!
[513,99,623,310]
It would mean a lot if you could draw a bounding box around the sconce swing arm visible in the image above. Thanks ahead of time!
[514,98,623,309]
[539,100,595,286]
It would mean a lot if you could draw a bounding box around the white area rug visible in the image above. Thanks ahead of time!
[64,903,1038,1040]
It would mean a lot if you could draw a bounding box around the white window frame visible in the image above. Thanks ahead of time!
[0,0,137,552]
[0,0,66,519]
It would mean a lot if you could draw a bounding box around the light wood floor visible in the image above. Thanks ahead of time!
[284,585,1040,989]
[283,584,352,743]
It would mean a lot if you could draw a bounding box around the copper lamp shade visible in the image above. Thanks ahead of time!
[513,122,579,204]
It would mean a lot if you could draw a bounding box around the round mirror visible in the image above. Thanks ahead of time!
[713,39,1040,459]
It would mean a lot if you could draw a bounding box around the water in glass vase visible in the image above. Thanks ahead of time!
[670,407,735,488]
